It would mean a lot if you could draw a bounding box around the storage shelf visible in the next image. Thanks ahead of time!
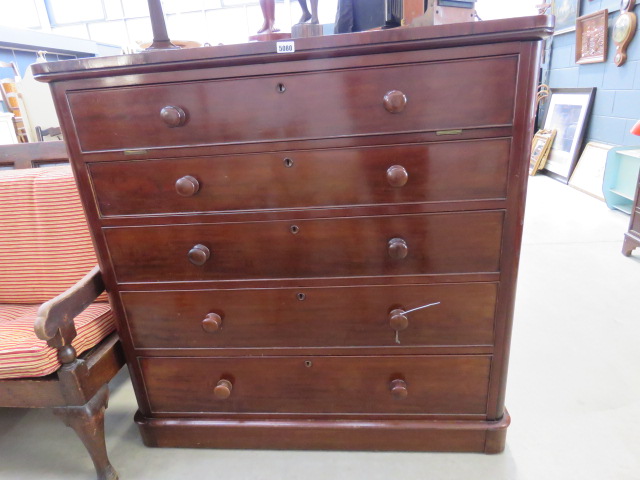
[609,188,634,201]
[612,202,633,215]
[603,147,640,212]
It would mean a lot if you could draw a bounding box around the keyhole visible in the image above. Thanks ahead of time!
[276,83,286,93]
[284,158,294,168]
[297,292,306,301]
[304,360,313,368]
[290,225,299,234]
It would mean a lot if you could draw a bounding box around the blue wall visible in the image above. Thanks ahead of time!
[0,48,77,78]
[544,0,640,147]
[0,48,79,113]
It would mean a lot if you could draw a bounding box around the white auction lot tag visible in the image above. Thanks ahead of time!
[276,41,295,53]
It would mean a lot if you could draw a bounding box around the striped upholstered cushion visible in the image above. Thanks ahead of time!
[0,303,114,379]
[0,166,103,304]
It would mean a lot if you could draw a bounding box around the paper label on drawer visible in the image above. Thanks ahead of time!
[276,41,295,53]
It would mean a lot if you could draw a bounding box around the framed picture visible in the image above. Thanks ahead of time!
[529,129,557,176]
[552,0,580,34]
[575,10,608,64]
[541,87,596,183]
[568,141,614,200]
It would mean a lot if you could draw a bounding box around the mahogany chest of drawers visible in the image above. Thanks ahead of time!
[34,16,553,453]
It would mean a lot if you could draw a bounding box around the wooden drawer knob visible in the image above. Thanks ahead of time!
[387,165,408,187]
[383,90,407,113]
[160,105,186,127]
[175,175,200,197]
[389,308,409,331]
[202,313,223,333]
[390,379,408,399]
[214,379,233,399]
[388,238,408,259]
[188,244,210,266]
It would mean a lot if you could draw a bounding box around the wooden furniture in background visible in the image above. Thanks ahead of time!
[0,140,68,169]
[402,0,426,24]
[622,168,640,256]
[622,121,640,256]
[0,147,124,480]
[0,269,123,480]
[412,0,478,26]
[34,15,553,453]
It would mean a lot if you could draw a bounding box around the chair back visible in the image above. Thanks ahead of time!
[0,166,99,304]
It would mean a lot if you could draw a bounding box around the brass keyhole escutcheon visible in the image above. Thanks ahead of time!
[290,225,300,234]
[304,360,313,368]
[297,292,306,301]
[284,157,294,168]
[276,83,286,93]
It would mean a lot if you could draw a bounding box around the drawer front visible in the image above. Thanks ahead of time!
[140,355,491,415]
[123,283,497,349]
[104,211,504,283]
[89,139,511,216]
[69,56,517,152]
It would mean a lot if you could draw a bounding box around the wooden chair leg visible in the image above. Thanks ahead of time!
[53,384,118,480]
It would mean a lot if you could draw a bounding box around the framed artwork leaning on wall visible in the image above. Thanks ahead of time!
[529,129,556,175]
[541,87,596,183]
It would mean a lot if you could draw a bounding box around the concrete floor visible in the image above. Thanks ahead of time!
[1,174,639,480]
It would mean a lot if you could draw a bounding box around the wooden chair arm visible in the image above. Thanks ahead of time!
[35,265,106,363]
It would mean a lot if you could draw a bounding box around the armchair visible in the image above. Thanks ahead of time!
[0,149,124,480]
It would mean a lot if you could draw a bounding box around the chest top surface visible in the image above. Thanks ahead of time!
[33,15,553,81]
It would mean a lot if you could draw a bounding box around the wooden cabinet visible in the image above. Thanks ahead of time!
[622,167,640,256]
[33,16,553,454]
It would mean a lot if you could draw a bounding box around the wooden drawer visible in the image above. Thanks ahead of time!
[122,282,497,349]
[89,138,511,217]
[68,55,518,152]
[139,355,491,415]
[104,211,504,283]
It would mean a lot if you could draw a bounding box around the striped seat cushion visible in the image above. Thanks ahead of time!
[0,303,115,379]
[0,166,104,304]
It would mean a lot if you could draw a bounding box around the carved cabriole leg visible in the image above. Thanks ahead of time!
[53,384,118,480]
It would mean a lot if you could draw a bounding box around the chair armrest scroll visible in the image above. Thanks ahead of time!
[35,266,105,353]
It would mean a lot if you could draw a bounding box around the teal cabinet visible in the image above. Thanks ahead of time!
[603,147,640,214]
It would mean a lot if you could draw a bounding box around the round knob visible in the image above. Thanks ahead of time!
[175,175,200,197]
[389,308,409,331]
[202,313,223,333]
[160,105,186,127]
[390,379,408,399]
[383,90,407,113]
[386,165,408,187]
[388,238,408,259]
[188,244,210,266]
[213,379,233,399]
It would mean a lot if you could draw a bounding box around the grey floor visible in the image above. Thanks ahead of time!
[1,174,639,480]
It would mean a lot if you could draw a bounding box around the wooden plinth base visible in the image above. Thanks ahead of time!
[622,232,639,256]
[135,411,510,454]
[249,32,292,42]
[292,23,324,38]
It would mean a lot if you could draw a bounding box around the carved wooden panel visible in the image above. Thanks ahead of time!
[575,9,608,64]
